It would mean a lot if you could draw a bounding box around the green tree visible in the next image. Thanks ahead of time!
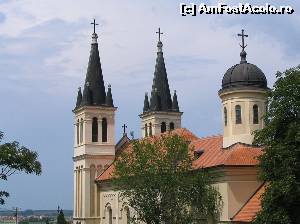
[253,66,300,224]
[0,131,42,204]
[113,134,222,224]
[57,209,67,224]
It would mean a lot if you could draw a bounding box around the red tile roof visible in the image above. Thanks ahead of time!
[96,128,263,181]
[232,183,266,223]
[192,136,263,169]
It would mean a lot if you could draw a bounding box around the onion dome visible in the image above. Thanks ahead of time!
[221,30,268,90]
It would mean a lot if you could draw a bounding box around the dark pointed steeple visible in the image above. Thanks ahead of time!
[105,84,114,107]
[76,87,82,108]
[84,32,107,105]
[148,30,173,112]
[143,92,150,112]
[74,20,116,110]
[172,90,179,112]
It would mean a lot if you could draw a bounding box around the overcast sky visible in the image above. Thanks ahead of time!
[0,0,299,210]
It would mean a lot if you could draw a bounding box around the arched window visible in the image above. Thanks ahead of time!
[80,118,83,143]
[76,119,79,145]
[161,122,166,133]
[224,107,228,126]
[145,123,148,137]
[102,118,107,142]
[108,207,112,224]
[92,117,98,142]
[235,105,242,124]
[149,123,152,136]
[124,206,130,224]
[253,104,259,124]
[170,122,175,131]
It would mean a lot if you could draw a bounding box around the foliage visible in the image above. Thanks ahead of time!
[57,209,67,224]
[113,134,222,224]
[0,131,42,205]
[253,66,300,224]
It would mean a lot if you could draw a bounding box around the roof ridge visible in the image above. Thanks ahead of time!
[223,142,262,150]
[196,134,222,141]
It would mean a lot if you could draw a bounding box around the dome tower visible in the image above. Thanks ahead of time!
[219,29,269,148]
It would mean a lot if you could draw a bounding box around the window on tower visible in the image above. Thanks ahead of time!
[161,122,166,133]
[253,104,259,124]
[76,119,79,144]
[235,105,242,124]
[102,118,108,142]
[92,117,98,142]
[170,122,175,131]
[224,107,228,126]
[145,123,148,137]
[80,118,83,143]
[149,123,152,136]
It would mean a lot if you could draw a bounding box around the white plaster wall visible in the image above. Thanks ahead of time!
[219,89,267,148]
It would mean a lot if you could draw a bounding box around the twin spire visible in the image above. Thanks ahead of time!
[75,19,114,109]
[75,23,179,113]
[143,28,180,113]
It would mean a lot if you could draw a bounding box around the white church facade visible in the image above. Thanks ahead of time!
[72,25,269,224]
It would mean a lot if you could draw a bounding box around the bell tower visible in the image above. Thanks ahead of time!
[219,29,269,148]
[73,20,116,224]
[140,28,183,137]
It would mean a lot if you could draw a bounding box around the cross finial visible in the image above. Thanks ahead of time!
[122,124,127,135]
[237,29,248,51]
[156,27,163,42]
[91,19,99,34]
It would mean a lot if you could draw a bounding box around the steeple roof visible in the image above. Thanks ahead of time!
[75,26,114,109]
[82,32,106,106]
[220,29,268,91]
[144,35,180,114]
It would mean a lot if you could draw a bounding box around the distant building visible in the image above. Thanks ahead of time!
[72,26,268,224]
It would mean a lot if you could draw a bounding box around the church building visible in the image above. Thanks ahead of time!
[72,24,269,224]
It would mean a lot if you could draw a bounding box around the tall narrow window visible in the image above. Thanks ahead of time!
[125,207,130,224]
[102,118,107,142]
[108,207,112,224]
[235,105,242,124]
[92,117,98,142]
[80,118,83,143]
[161,122,166,133]
[253,104,259,124]
[224,107,228,126]
[149,123,152,136]
[76,119,79,144]
[145,123,148,137]
[170,122,175,131]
